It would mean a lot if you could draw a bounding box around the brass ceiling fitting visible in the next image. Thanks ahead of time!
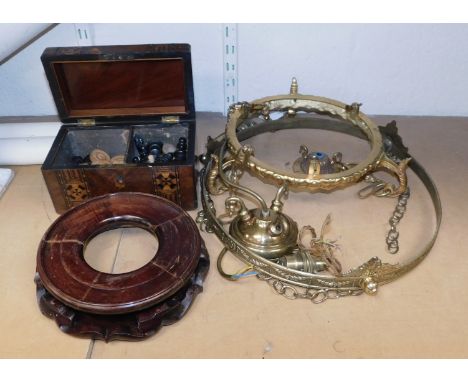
[198,79,441,302]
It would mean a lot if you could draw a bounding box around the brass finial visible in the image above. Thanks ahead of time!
[290,77,298,95]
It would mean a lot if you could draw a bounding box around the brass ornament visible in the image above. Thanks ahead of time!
[198,79,441,302]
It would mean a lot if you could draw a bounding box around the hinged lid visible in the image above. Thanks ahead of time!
[41,44,195,125]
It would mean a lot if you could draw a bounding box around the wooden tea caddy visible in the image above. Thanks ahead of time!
[41,44,197,214]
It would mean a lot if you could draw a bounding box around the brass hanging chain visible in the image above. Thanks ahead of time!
[386,188,410,254]
[359,173,410,254]
[336,153,411,255]
[256,274,363,303]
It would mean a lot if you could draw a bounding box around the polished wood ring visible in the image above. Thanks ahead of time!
[37,192,202,315]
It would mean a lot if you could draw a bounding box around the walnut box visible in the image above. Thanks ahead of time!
[40,44,197,214]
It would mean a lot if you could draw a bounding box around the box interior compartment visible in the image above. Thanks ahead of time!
[51,127,131,167]
[129,123,189,164]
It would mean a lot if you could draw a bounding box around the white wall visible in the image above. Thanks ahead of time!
[0,23,224,117]
[1,23,468,118]
[237,24,468,116]
[0,24,77,117]
[0,24,52,61]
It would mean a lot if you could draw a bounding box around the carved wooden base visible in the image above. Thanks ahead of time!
[35,243,209,342]
[35,192,209,341]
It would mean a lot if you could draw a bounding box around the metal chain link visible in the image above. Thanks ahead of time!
[386,187,410,254]
[359,165,410,254]
[256,274,363,303]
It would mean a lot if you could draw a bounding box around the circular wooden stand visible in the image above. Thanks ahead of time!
[35,192,209,341]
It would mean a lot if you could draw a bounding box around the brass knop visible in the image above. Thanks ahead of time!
[361,276,378,295]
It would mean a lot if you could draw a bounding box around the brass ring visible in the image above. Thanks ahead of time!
[225,80,409,196]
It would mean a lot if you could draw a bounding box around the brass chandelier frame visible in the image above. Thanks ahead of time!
[197,80,441,301]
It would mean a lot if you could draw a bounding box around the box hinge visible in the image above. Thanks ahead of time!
[77,118,96,127]
[161,115,180,123]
